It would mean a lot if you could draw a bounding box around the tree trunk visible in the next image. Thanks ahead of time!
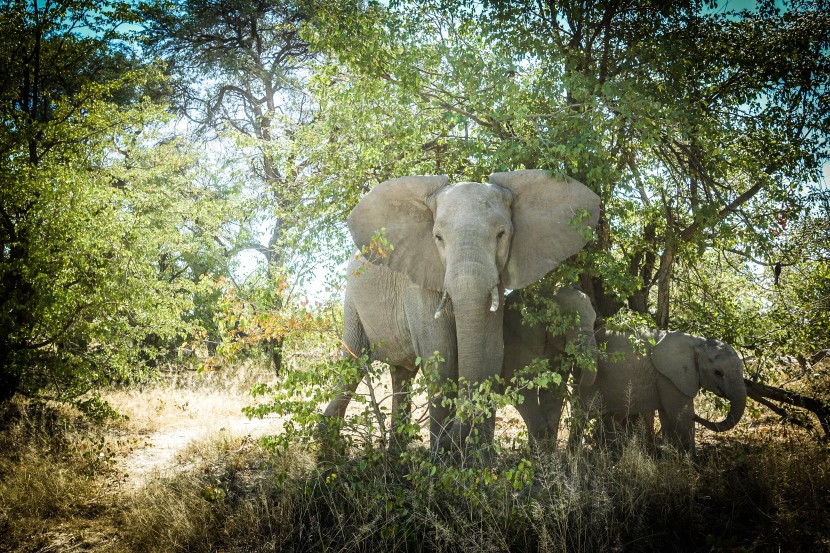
[627,222,657,315]
[0,348,19,403]
[655,240,677,329]
[580,272,623,319]
[270,337,284,376]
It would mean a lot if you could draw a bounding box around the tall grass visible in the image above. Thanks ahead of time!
[1,363,829,552]
[117,430,830,552]
[0,401,123,551]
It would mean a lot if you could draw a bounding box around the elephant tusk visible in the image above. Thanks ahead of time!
[489,287,500,312]
[434,291,450,319]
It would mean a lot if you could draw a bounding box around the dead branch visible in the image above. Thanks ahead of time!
[745,378,830,438]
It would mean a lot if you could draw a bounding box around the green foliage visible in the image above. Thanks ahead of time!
[511,357,563,396]
[137,0,319,268]
[240,0,830,472]
[307,0,827,309]
[1,1,829,549]
[671,187,830,386]
[0,1,237,407]
[512,281,598,376]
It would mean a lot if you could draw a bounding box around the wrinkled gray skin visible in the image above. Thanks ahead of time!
[501,286,598,444]
[580,330,747,454]
[323,170,600,454]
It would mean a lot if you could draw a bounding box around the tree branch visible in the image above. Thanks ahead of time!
[745,378,830,438]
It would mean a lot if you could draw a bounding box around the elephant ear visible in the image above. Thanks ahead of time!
[650,332,701,398]
[347,175,449,291]
[489,169,600,289]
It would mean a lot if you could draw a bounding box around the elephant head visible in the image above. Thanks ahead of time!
[650,332,747,432]
[348,169,600,448]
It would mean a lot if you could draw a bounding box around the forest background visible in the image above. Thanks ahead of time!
[1,0,829,551]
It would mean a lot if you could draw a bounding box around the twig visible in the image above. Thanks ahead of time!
[360,363,388,451]
[338,338,389,449]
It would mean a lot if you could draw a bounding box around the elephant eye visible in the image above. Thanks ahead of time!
[714,369,724,377]
[497,230,506,239]
[435,234,443,242]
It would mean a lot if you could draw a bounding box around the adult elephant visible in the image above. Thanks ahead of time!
[501,286,598,445]
[322,170,600,454]
[580,330,747,454]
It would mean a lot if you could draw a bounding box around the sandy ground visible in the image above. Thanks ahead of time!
[101,364,287,491]
[112,367,528,491]
[119,413,284,490]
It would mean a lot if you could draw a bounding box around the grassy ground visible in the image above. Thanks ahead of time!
[0,364,828,552]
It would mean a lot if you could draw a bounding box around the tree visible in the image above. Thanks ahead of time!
[138,0,318,373]
[0,0,231,409]
[306,0,829,334]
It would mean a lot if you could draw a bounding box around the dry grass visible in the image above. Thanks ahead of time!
[120,433,311,552]
[112,430,830,552]
[0,363,277,552]
[102,363,276,435]
[1,362,829,552]
[0,401,124,551]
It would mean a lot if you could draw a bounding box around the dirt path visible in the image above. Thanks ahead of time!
[115,381,527,491]
[120,413,283,490]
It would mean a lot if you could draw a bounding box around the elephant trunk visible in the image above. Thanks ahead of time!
[445,263,502,451]
[695,382,747,432]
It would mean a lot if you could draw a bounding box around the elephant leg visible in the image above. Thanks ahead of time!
[658,407,695,455]
[656,379,696,455]
[417,345,457,453]
[390,364,416,447]
[416,349,457,453]
[566,398,587,451]
[596,414,619,449]
[540,373,568,444]
[503,325,557,445]
[514,388,555,444]
[323,297,370,420]
[622,412,656,452]
[428,367,457,453]
[571,386,603,450]
[402,290,458,453]
[640,411,657,450]
[322,366,363,420]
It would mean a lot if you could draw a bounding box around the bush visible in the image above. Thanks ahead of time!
[0,401,122,550]
[116,429,830,552]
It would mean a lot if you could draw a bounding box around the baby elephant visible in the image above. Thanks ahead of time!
[581,329,747,454]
